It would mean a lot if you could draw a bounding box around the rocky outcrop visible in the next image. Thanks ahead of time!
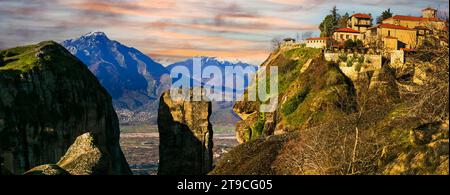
[380,121,449,175]
[24,164,70,175]
[234,49,357,143]
[213,45,448,175]
[0,41,131,175]
[157,90,213,175]
[56,133,109,175]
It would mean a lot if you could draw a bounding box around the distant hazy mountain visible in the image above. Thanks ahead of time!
[61,32,168,111]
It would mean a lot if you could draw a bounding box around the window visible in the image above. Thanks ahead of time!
[346,35,350,39]
[340,34,344,39]
[354,35,357,39]
[388,30,391,36]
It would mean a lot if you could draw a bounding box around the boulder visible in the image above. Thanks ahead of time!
[157,90,213,175]
[56,133,109,175]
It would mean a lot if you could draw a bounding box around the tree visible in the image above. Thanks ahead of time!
[344,39,356,48]
[376,8,393,24]
[271,37,282,50]
[339,12,350,28]
[319,6,341,37]
[344,39,364,49]
[300,31,313,40]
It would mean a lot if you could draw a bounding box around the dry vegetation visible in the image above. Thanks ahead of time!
[213,28,449,175]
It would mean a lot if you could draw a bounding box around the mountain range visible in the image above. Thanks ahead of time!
[61,32,256,125]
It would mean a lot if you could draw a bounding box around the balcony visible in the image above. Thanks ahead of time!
[356,21,372,26]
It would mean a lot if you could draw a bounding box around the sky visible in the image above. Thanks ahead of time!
[0,0,448,65]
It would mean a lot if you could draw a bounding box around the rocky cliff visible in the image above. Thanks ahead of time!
[157,90,213,175]
[0,41,131,175]
[211,44,448,175]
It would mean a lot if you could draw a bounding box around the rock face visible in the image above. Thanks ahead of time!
[157,90,213,175]
[0,41,131,175]
[56,133,109,175]
[24,164,70,175]
[233,48,357,143]
[213,45,448,175]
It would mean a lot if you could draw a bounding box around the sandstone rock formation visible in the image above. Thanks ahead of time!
[56,133,109,175]
[24,164,70,175]
[0,41,131,175]
[157,90,213,175]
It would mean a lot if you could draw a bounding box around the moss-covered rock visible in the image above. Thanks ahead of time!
[0,41,131,175]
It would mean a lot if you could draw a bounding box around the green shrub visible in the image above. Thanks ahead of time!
[282,87,310,116]
[346,56,354,67]
[251,112,266,140]
[338,53,348,62]
[344,39,356,48]
[355,40,364,47]
[358,55,365,64]
[355,63,362,72]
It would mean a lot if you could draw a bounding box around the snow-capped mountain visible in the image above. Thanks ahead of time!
[61,32,168,111]
[167,57,257,126]
[167,57,257,95]
[61,34,255,125]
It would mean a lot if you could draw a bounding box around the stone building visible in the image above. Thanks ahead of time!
[333,28,363,42]
[306,37,331,48]
[347,13,373,33]
[332,7,446,51]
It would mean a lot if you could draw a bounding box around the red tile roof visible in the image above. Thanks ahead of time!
[306,37,330,41]
[352,13,372,19]
[390,15,443,22]
[378,23,415,30]
[335,28,360,33]
[422,7,437,11]
[414,26,429,30]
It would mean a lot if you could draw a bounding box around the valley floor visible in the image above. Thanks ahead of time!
[119,125,238,175]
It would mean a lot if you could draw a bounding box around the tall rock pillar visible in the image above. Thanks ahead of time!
[157,90,213,175]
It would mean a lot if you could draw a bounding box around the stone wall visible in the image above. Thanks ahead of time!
[324,52,382,70]
[390,50,405,69]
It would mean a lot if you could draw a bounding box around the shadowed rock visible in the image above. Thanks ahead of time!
[0,41,131,175]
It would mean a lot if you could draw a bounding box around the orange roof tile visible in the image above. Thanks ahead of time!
[378,23,415,30]
[352,13,372,19]
[306,37,330,41]
[390,15,443,22]
[335,28,360,33]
